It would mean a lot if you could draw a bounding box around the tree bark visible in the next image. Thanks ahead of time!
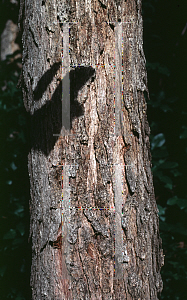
[19,0,164,299]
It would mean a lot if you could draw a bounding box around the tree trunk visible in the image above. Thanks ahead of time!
[19,0,164,299]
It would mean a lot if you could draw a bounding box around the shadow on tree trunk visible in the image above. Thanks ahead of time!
[29,63,95,155]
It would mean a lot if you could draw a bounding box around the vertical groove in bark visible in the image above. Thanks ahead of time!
[20,0,164,299]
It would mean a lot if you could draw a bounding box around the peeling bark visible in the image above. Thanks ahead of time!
[20,0,164,299]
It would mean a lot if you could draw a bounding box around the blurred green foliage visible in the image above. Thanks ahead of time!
[143,0,187,299]
[0,53,31,299]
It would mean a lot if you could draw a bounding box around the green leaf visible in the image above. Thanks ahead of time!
[3,229,16,239]
[164,183,173,190]
[167,196,187,209]
[157,205,166,215]
[14,205,24,216]
[16,222,25,236]
[167,196,178,206]
[6,180,12,185]
[0,265,7,277]
[151,133,165,150]
[170,169,182,177]
[180,126,187,139]
[158,205,166,221]
[10,161,17,171]
[159,175,172,185]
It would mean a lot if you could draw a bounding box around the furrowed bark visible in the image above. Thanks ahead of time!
[20,0,164,299]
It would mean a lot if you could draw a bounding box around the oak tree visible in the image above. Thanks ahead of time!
[19,0,164,299]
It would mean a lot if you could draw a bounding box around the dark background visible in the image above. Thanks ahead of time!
[0,0,187,299]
